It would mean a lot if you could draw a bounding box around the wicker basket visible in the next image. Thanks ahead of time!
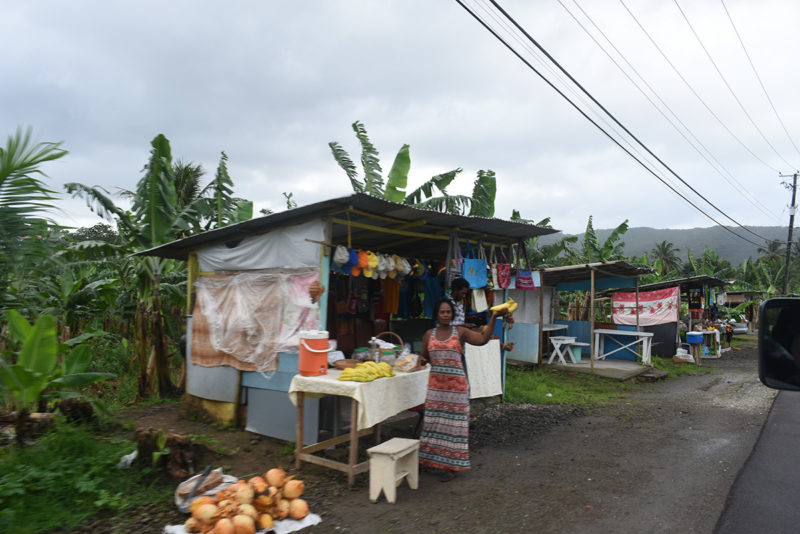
[375,331,404,349]
[374,331,404,363]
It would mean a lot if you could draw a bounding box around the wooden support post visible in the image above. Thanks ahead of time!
[538,276,544,365]
[348,398,359,487]
[590,269,595,375]
[295,392,304,470]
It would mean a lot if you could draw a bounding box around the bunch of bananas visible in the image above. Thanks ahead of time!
[490,297,518,313]
[338,361,395,382]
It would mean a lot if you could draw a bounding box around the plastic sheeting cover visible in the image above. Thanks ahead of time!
[196,218,324,271]
[193,269,320,374]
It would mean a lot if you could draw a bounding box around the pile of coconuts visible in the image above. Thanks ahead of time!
[185,467,310,533]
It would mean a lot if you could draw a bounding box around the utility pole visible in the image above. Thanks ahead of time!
[780,172,798,295]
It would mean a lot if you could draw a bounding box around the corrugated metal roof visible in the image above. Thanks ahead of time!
[541,260,653,286]
[636,275,729,292]
[135,193,559,261]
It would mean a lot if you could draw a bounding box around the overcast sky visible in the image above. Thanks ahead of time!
[3,1,799,238]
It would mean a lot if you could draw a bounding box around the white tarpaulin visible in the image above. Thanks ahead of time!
[612,286,680,326]
[193,270,320,373]
[196,218,325,271]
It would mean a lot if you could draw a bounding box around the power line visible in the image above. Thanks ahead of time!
[721,0,800,160]
[673,0,797,170]
[559,0,783,223]
[472,0,672,182]
[475,0,774,244]
[619,0,781,174]
[454,0,766,247]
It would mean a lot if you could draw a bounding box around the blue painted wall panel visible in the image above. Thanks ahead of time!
[506,323,539,363]
[555,320,591,343]
[556,277,636,292]
[242,352,302,391]
[245,387,319,444]
[185,316,240,403]
[603,324,638,361]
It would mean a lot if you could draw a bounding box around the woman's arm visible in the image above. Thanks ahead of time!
[419,329,432,366]
[459,311,504,346]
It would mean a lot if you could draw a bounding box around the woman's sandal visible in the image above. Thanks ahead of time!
[439,469,457,482]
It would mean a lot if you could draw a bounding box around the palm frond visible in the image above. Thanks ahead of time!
[0,127,64,230]
[63,183,140,243]
[328,141,363,193]
[468,170,496,217]
[411,194,472,215]
[352,121,383,196]
[404,169,462,205]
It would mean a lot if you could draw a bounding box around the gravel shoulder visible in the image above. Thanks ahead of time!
[108,344,772,534]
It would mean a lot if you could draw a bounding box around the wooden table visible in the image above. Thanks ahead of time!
[289,367,430,486]
[547,336,577,364]
[592,329,654,365]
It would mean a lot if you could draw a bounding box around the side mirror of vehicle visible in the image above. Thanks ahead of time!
[759,298,800,390]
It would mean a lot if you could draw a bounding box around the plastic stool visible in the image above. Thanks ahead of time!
[366,437,419,503]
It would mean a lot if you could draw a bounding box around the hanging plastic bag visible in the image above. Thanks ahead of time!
[515,241,536,290]
[496,246,511,289]
[462,241,487,289]
[472,288,489,312]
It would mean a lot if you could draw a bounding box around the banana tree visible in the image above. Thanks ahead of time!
[65,136,254,398]
[329,120,494,215]
[0,310,113,447]
[567,216,629,263]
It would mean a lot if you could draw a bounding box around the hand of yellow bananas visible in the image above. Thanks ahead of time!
[338,361,396,381]
[490,297,518,313]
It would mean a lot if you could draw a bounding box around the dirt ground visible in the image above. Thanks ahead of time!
[105,343,773,534]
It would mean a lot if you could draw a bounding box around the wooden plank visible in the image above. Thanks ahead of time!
[296,453,370,475]
[301,427,374,455]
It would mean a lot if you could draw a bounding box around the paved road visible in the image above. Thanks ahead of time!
[715,390,800,534]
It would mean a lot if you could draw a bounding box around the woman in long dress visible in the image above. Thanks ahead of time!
[418,297,504,481]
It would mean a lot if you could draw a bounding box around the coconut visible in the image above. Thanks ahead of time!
[232,514,256,534]
[283,479,305,499]
[265,467,286,487]
[289,498,310,520]
[214,518,234,534]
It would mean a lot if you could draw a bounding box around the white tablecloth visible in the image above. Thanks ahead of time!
[289,367,430,430]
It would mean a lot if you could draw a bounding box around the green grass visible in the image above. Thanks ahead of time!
[0,424,173,534]
[651,357,706,377]
[731,333,758,350]
[504,366,637,405]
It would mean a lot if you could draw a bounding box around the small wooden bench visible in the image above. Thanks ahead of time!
[366,438,419,503]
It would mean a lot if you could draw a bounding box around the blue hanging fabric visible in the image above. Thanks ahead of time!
[462,240,488,288]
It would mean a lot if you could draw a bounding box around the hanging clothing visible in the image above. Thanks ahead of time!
[423,275,443,318]
[419,326,470,471]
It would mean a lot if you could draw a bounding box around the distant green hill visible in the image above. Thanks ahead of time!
[537,226,790,266]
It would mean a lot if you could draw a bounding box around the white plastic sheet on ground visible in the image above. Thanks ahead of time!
[163,513,322,534]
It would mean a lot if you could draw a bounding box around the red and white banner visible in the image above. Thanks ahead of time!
[612,286,679,326]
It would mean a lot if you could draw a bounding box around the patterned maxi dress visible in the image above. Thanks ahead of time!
[419,326,470,471]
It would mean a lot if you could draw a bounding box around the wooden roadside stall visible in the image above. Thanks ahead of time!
[136,193,556,485]
[634,276,729,361]
[536,261,654,375]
